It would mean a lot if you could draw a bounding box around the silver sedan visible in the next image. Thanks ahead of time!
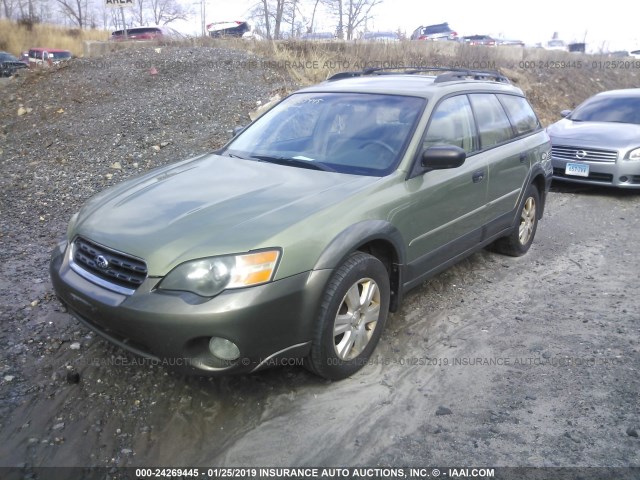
[547,88,640,188]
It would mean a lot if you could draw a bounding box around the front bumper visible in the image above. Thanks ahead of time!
[50,242,332,374]
[552,157,640,189]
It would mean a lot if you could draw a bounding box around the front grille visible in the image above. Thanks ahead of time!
[553,168,613,183]
[72,237,147,292]
[551,145,618,163]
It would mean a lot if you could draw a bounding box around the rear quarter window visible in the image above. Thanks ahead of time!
[498,94,540,135]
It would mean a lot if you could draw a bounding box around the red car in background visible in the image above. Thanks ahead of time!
[110,26,181,41]
[27,48,72,67]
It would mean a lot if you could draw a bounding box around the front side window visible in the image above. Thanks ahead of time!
[469,94,514,149]
[423,95,475,153]
[225,92,425,176]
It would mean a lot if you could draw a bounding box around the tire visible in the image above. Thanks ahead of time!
[307,252,390,380]
[491,183,540,257]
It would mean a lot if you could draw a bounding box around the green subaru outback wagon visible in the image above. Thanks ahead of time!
[50,67,552,380]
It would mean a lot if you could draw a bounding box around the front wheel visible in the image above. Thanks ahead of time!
[307,252,390,380]
[491,184,540,257]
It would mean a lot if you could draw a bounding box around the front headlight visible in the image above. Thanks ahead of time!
[629,147,640,161]
[158,249,280,297]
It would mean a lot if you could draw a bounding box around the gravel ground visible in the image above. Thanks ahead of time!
[0,46,639,477]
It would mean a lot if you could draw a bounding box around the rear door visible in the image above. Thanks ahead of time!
[468,93,531,231]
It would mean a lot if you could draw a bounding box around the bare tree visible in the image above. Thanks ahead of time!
[16,0,40,22]
[343,0,381,40]
[55,0,88,27]
[1,0,16,19]
[306,0,333,34]
[131,0,147,26]
[282,0,307,38]
[250,0,290,39]
[273,0,285,38]
[148,0,187,25]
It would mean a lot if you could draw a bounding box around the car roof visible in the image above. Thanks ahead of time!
[299,72,523,99]
[594,88,640,98]
[30,48,71,52]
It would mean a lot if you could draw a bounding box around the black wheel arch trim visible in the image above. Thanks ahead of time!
[519,163,551,221]
[313,220,406,312]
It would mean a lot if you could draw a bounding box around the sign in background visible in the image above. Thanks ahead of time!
[105,0,135,8]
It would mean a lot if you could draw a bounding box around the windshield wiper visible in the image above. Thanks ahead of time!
[224,152,248,159]
[249,155,335,172]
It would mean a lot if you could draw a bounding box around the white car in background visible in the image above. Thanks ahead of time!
[544,39,568,51]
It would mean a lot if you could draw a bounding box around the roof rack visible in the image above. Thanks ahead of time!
[327,66,510,84]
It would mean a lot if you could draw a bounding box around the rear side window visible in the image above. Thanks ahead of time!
[499,95,540,135]
[469,94,514,148]
[131,28,162,35]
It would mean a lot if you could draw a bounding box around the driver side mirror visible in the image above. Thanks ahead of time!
[421,145,466,170]
[560,109,572,118]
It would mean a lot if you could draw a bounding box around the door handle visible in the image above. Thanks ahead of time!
[520,152,527,163]
[472,170,485,183]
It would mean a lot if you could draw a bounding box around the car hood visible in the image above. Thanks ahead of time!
[547,119,640,150]
[72,154,379,275]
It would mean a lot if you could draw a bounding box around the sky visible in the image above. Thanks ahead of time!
[182,0,639,52]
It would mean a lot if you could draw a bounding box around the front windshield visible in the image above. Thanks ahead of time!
[224,92,425,176]
[570,95,640,125]
[51,52,72,60]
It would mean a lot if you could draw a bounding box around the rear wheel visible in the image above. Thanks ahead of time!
[307,252,390,380]
[491,184,539,257]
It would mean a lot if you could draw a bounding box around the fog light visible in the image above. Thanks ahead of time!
[620,176,629,183]
[208,337,240,361]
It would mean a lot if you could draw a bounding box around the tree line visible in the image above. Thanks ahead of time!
[1,0,383,39]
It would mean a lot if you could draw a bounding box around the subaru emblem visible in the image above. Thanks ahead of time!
[96,255,109,270]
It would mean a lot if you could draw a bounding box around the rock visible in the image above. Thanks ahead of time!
[70,342,81,350]
[626,427,638,438]
[66,371,81,384]
[121,448,133,455]
[17,106,27,116]
[110,162,122,170]
[52,422,65,431]
[151,145,161,152]
[436,406,453,416]
[4,375,15,382]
